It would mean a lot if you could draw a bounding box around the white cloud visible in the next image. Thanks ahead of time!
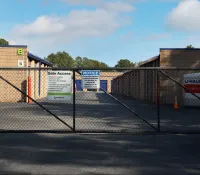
[103,1,135,12]
[6,0,136,56]
[8,2,134,54]
[11,16,65,37]
[61,0,141,5]
[8,40,16,45]
[187,35,200,41]
[184,35,200,47]
[62,0,135,12]
[10,9,129,38]
[166,0,200,32]
[61,0,103,6]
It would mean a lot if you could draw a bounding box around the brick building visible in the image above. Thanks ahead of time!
[111,48,200,106]
[0,45,53,102]
[75,72,122,93]
[0,45,121,102]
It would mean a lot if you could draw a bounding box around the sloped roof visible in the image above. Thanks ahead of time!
[0,45,27,48]
[138,55,159,67]
[28,52,53,67]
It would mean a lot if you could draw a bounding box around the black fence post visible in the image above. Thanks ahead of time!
[157,70,160,132]
[73,69,76,132]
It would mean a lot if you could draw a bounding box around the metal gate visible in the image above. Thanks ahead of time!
[0,68,74,132]
[0,67,199,134]
[74,69,157,133]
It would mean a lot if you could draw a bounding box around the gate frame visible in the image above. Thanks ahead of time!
[0,67,200,134]
[157,69,200,134]
[75,69,158,132]
[0,68,74,132]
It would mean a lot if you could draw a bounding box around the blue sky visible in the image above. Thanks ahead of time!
[1,0,200,66]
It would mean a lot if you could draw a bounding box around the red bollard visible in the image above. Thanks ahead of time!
[28,76,32,103]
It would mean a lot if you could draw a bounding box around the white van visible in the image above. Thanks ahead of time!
[183,73,200,106]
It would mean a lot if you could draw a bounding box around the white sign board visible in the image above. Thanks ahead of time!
[81,70,100,89]
[47,71,72,101]
[18,60,24,67]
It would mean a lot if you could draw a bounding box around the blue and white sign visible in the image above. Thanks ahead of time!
[81,70,100,76]
[81,70,100,89]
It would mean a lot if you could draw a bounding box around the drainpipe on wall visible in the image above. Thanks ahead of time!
[39,61,41,96]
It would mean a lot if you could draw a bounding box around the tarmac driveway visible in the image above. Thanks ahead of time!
[0,92,155,133]
[0,133,199,175]
[0,91,199,133]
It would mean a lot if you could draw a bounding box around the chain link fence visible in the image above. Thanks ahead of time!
[74,69,156,133]
[0,68,73,131]
[0,68,199,133]
[159,69,200,133]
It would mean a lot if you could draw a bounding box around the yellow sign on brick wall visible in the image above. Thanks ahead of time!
[17,49,23,55]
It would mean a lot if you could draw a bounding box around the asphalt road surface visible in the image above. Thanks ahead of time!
[0,133,199,175]
[0,91,199,133]
[0,92,156,132]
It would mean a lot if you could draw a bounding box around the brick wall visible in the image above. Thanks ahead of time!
[0,47,52,102]
[0,47,28,67]
[160,49,200,106]
[28,63,49,101]
[39,64,48,99]
[160,49,200,68]
[111,49,200,105]
[0,47,28,102]
[111,69,157,103]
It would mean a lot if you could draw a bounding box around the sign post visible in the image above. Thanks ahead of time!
[81,70,100,90]
[47,71,72,101]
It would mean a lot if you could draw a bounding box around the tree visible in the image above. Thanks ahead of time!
[45,52,109,68]
[75,56,83,67]
[0,38,9,45]
[81,57,109,68]
[82,57,92,68]
[135,61,143,67]
[99,62,109,69]
[115,59,135,68]
[186,45,195,49]
[45,51,74,67]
